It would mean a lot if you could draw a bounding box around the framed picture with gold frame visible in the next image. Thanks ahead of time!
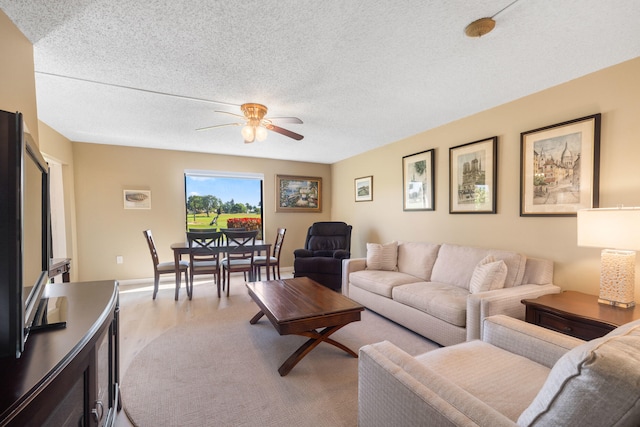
[275,175,322,212]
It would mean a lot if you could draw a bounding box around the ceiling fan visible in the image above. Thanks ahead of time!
[196,103,304,143]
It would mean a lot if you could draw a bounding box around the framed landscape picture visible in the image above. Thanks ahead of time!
[355,176,373,202]
[520,114,601,216]
[449,137,497,214]
[402,149,435,211]
[276,175,322,212]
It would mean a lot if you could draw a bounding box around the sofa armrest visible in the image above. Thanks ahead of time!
[359,341,517,427]
[466,284,561,341]
[482,315,585,368]
[341,257,366,296]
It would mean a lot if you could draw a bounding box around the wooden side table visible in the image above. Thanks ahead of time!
[522,291,640,340]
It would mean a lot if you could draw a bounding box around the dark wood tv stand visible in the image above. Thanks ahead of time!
[0,280,120,427]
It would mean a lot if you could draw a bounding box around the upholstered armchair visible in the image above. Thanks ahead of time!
[293,221,352,291]
[359,315,640,426]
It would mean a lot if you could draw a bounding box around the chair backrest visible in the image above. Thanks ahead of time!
[187,231,222,261]
[272,228,286,259]
[143,229,160,267]
[304,222,352,252]
[189,228,218,233]
[223,230,258,262]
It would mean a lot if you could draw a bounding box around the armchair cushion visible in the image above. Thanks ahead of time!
[518,321,640,426]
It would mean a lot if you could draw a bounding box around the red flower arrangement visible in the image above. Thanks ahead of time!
[227,218,262,231]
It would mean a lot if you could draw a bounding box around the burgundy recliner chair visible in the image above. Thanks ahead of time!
[293,222,352,291]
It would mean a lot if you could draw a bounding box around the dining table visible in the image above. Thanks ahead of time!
[170,240,272,295]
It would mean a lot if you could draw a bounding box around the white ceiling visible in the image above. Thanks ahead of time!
[2,1,640,164]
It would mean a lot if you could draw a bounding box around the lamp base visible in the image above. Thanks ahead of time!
[597,298,636,308]
[598,249,636,309]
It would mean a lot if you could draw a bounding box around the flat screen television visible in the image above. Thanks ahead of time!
[0,110,51,358]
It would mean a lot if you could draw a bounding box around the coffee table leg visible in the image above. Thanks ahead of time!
[278,324,356,376]
[250,310,265,324]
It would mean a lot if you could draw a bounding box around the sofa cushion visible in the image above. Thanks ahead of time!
[349,270,420,298]
[392,282,468,327]
[518,320,640,426]
[366,241,398,271]
[430,244,526,289]
[469,256,508,294]
[415,340,551,422]
[396,242,440,280]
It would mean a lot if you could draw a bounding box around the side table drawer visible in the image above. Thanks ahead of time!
[534,311,612,340]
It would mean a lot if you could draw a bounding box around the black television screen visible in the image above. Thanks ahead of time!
[0,110,51,358]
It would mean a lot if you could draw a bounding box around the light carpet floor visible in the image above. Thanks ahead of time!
[120,283,439,427]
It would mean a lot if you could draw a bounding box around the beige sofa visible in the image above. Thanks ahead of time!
[342,242,560,346]
[359,315,640,426]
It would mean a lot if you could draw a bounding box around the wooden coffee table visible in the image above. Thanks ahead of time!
[246,277,364,376]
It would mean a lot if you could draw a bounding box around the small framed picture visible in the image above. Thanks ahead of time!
[355,176,373,202]
[275,175,322,212]
[520,114,601,216]
[402,149,435,211]
[124,190,151,209]
[449,137,497,214]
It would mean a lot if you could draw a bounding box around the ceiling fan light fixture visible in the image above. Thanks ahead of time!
[255,126,268,142]
[241,125,255,143]
[465,17,496,37]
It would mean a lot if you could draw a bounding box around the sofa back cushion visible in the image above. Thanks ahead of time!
[517,319,640,426]
[396,242,440,281]
[430,244,526,289]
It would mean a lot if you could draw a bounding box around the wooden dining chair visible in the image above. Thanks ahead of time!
[220,230,258,296]
[143,229,190,300]
[254,227,286,280]
[187,231,223,298]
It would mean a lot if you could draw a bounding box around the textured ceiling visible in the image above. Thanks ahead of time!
[2,1,640,164]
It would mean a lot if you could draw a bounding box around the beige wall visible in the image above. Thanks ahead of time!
[72,143,331,281]
[0,9,39,143]
[332,57,640,300]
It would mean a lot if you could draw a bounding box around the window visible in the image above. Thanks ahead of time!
[184,170,264,237]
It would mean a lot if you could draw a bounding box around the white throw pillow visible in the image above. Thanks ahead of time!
[469,255,507,293]
[366,241,398,271]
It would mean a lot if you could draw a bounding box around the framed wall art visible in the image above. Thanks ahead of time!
[355,176,373,202]
[520,114,601,216]
[449,137,497,214]
[275,175,322,212]
[402,149,435,211]
[123,189,151,209]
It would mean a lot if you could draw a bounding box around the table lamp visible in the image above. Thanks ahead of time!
[577,207,640,308]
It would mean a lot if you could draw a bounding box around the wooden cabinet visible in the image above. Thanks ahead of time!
[0,281,119,426]
[522,291,640,340]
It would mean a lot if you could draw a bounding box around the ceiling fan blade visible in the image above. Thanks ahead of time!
[215,110,245,119]
[196,122,242,131]
[265,124,304,141]
[267,116,303,124]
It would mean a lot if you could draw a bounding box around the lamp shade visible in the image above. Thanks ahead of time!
[577,208,640,251]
